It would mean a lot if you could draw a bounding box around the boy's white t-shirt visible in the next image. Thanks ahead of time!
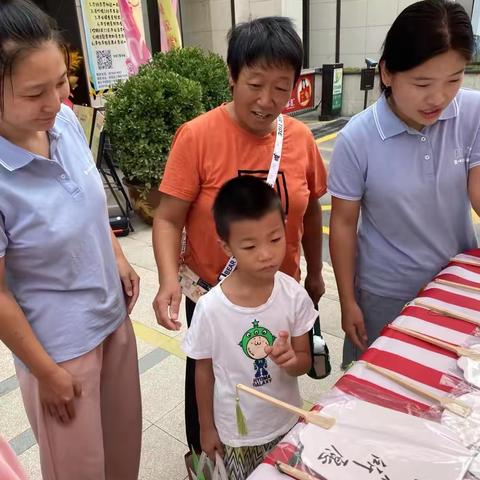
[182,271,317,447]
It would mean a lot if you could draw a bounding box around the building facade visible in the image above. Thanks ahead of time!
[178,0,476,68]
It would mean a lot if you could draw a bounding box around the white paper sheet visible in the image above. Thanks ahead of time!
[300,399,474,480]
[457,346,480,389]
[470,454,480,479]
[441,392,480,449]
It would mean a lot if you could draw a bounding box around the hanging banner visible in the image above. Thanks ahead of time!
[158,0,182,50]
[79,0,151,92]
[118,0,152,71]
[160,0,179,51]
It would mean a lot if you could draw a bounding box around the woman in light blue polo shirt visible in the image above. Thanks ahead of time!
[0,1,142,478]
[329,0,480,367]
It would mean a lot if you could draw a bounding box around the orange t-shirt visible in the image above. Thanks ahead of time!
[159,104,327,286]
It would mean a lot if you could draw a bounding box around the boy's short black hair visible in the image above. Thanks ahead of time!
[213,175,285,241]
[227,16,303,84]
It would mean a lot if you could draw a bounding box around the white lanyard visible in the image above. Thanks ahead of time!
[217,114,284,282]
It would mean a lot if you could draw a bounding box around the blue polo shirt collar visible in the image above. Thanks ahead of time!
[0,126,62,171]
[373,93,459,140]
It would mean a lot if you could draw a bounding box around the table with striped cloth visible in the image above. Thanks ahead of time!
[248,250,480,479]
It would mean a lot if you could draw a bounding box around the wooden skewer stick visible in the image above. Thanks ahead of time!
[388,324,480,361]
[276,462,319,480]
[414,298,480,326]
[434,278,480,294]
[363,362,472,418]
[236,384,335,429]
[450,257,480,268]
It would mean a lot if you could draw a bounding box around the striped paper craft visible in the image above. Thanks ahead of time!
[424,281,480,301]
[398,305,479,336]
[341,363,442,408]
[436,263,480,291]
[358,348,467,395]
[394,310,478,346]
[451,250,480,267]
[335,374,434,417]
[368,333,462,379]
[416,284,480,325]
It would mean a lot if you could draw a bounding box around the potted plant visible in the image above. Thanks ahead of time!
[105,68,202,223]
[147,47,231,112]
[105,47,230,224]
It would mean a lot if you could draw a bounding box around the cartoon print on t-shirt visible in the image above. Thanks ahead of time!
[239,320,276,387]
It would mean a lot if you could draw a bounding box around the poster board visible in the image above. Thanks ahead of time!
[90,109,105,165]
[72,104,95,145]
[77,0,151,105]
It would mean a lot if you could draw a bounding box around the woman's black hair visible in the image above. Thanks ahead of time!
[227,16,303,84]
[379,0,474,95]
[0,0,67,110]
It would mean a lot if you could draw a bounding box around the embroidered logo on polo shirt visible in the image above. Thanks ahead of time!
[454,147,471,166]
[83,162,95,175]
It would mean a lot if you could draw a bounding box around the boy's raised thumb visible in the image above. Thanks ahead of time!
[277,331,289,343]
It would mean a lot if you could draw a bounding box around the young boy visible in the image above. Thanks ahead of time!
[182,175,317,479]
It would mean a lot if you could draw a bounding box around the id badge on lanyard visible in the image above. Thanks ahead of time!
[179,114,285,301]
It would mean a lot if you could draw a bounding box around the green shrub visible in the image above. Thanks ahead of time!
[145,47,231,111]
[105,69,203,190]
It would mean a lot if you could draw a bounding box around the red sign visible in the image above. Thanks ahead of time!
[283,73,315,114]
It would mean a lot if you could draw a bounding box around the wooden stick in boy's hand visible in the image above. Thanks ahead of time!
[236,384,335,430]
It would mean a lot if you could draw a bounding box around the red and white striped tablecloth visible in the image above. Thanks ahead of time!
[249,250,480,479]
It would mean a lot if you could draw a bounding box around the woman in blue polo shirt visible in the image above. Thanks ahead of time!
[329,0,480,367]
[0,1,141,478]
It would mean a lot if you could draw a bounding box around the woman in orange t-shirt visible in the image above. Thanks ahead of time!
[152,16,327,453]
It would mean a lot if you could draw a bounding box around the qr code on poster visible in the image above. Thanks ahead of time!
[96,50,112,70]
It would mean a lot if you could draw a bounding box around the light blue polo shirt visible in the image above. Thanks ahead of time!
[0,105,126,363]
[328,88,480,300]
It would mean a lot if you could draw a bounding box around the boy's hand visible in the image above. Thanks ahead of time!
[264,331,297,369]
[200,425,224,461]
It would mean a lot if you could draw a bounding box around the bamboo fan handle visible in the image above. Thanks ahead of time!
[435,278,480,293]
[388,324,460,355]
[364,362,443,403]
[237,384,305,416]
[414,299,480,326]
[276,462,318,480]
[363,362,472,417]
[450,257,480,267]
[236,384,335,429]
